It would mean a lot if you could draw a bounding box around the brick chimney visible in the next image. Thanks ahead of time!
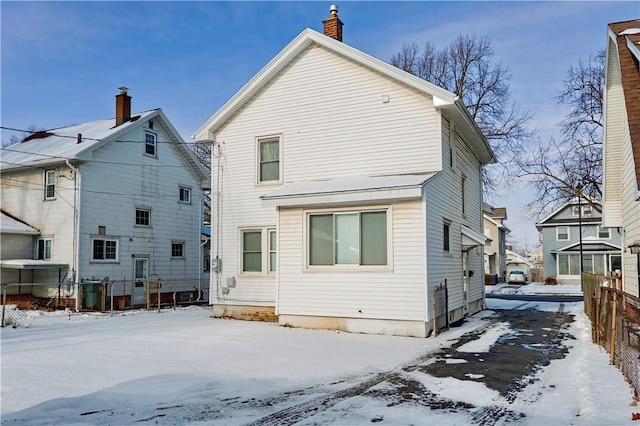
[323,4,343,42]
[115,87,131,126]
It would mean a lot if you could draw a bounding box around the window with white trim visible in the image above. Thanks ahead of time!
[597,226,611,239]
[308,210,387,266]
[461,176,468,216]
[171,242,185,258]
[268,229,277,273]
[92,238,118,261]
[257,136,280,183]
[135,208,151,226]
[44,169,56,200]
[556,226,569,241]
[179,186,191,203]
[443,220,451,252]
[241,228,276,274]
[145,131,157,156]
[558,253,579,275]
[37,238,52,260]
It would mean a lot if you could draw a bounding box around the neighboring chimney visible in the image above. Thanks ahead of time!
[115,87,131,126]
[323,4,343,42]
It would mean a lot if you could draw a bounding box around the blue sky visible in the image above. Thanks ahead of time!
[2,1,639,248]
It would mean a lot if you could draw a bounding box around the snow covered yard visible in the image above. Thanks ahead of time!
[1,300,637,425]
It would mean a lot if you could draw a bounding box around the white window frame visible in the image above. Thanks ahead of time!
[37,237,52,260]
[135,208,151,227]
[597,226,611,239]
[91,238,119,262]
[304,206,392,271]
[556,226,570,241]
[461,175,467,217]
[443,219,452,253]
[239,227,276,275]
[557,253,580,277]
[255,135,282,185]
[179,186,191,204]
[144,131,157,157]
[171,241,185,259]
[44,169,56,200]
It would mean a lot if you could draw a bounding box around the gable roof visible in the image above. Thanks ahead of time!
[193,28,494,165]
[535,197,602,227]
[1,109,210,188]
[607,20,640,195]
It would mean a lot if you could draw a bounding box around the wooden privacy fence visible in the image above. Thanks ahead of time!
[583,272,639,399]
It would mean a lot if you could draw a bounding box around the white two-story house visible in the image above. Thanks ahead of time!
[603,19,640,296]
[193,7,494,337]
[0,89,210,309]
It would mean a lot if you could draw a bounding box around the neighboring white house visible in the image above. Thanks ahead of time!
[193,7,494,337]
[0,89,210,310]
[602,19,640,297]
[483,204,510,283]
[535,199,622,285]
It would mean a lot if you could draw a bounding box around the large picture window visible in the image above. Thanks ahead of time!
[257,136,280,183]
[309,210,387,266]
[92,239,118,261]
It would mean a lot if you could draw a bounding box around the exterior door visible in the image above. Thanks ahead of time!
[132,258,148,305]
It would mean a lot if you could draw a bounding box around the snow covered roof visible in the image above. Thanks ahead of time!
[0,110,158,170]
[0,109,210,188]
[193,28,494,165]
[261,173,437,207]
[0,211,40,235]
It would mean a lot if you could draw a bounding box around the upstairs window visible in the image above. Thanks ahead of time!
[37,238,52,260]
[171,242,185,258]
[598,226,611,239]
[44,169,56,200]
[135,208,151,227]
[556,226,569,241]
[145,131,157,156]
[179,186,191,203]
[257,136,280,183]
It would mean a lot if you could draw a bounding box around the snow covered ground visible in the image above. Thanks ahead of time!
[1,283,637,425]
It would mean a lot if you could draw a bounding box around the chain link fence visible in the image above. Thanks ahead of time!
[1,278,209,328]
[583,272,639,399]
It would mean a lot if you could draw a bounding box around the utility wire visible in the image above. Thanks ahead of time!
[1,126,212,146]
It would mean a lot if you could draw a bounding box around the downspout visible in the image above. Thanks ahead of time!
[66,159,81,311]
[197,195,207,301]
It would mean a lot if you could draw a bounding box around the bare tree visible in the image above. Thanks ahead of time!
[519,50,604,215]
[390,35,535,193]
